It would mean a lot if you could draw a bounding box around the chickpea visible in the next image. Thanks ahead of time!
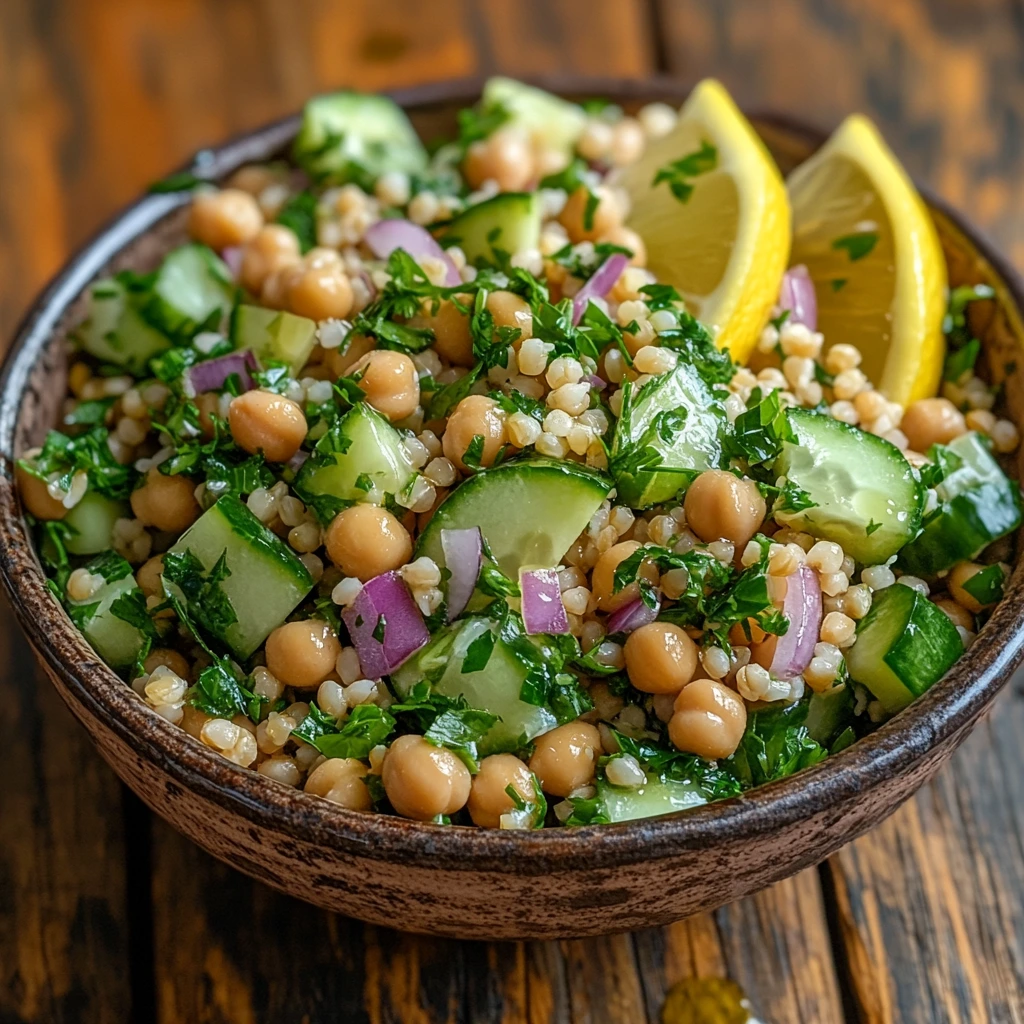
[136,555,165,597]
[467,753,536,828]
[442,395,507,473]
[188,188,263,250]
[265,619,341,689]
[15,464,67,520]
[486,290,533,342]
[305,757,373,811]
[130,468,200,533]
[143,648,190,680]
[463,129,535,192]
[382,734,472,820]
[228,390,307,462]
[240,224,301,293]
[901,397,967,452]
[750,634,778,670]
[529,722,601,797]
[624,622,698,694]
[180,704,212,739]
[287,266,354,322]
[409,298,474,367]
[934,597,975,631]
[669,678,747,760]
[324,504,412,581]
[684,469,766,549]
[349,350,420,422]
[558,184,624,243]
[193,391,221,440]
[948,561,997,613]
[591,540,660,613]
[322,332,377,378]
[228,164,285,196]
[599,225,647,267]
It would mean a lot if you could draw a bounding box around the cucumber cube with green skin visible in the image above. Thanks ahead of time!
[293,92,428,184]
[162,495,314,659]
[65,551,149,669]
[229,304,318,376]
[611,362,725,508]
[482,77,586,155]
[294,402,417,507]
[845,583,963,714]
[144,244,235,339]
[416,458,612,580]
[775,408,924,564]
[441,193,541,266]
[63,492,129,556]
[72,279,172,373]
[597,774,708,823]
[898,431,1022,577]
[390,616,558,755]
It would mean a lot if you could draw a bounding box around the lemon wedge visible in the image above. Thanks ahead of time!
[612,79,790,363]
[787,115,947,406]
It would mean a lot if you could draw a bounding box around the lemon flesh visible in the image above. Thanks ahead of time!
[787,115,947,406]
[612,79,791,364]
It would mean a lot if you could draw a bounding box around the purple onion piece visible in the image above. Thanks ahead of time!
[607,594,661,635]
[364,219,460,286]
[778,264,818,331]
[440,527,483,622]
[341,571,429,678]
[584,373,607,391]
[184,349,258,398]
[221,245,244,280]
[520,568,570,635]
[770,564,822,680]
[571,253,630,325]
[286,449,309,476]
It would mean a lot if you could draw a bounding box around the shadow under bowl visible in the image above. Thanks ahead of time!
[2,77,1024,940]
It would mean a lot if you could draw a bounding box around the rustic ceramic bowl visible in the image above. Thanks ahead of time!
[2,78,1023,941]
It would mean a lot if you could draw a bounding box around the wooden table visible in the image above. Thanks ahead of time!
[2,2,1023,1020]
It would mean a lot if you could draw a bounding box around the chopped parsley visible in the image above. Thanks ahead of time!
[651,140,718,203]
[832,231,878,262]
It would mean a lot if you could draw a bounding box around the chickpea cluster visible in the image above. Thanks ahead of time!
[29,90,1019,830]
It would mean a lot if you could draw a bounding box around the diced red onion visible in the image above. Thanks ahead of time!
[520,568,570,635]
[221,246,244,280]
[342,571,429,677]
[364,219,460,286]
[770,564,822,680]
[357,269,377,304]
[778,265,818,331]
[441,527,483,621]
[607,594,660,635]
[286,449,309,475]
[584,374,607,391]
[184,349,258,397]
[571,253,630,325]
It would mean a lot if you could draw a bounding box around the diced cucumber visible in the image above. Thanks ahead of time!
[441,193,541,265]
[294,402,416,506]
[72,279,172,372]
[229,304,318,375]
[65,551,148,669]
[64,492,129,556]
[293,91,428,183]
[899,431,1022,576]
[390,616,558,754]
[805,683,855,746]
[597,773,708,823]
[162,495,314,659]
[144,244,235,338]
[482,77,586,155]
[845,583,962,714]
[611,363,725,507]
[416,458,612,579]
[775,408,923,564]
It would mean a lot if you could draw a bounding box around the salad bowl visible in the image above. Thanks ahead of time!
[1,77,1023,940]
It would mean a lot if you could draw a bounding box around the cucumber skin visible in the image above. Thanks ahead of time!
[846,584,962,713]
[144,244,234,339]
[72,280,172,373]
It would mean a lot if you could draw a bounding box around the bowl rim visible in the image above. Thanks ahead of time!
[3,74,1024,873]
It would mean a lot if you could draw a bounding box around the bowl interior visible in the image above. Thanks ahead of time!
[5,79,1024,871]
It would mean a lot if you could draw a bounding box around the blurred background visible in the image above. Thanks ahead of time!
[2,2,1024,1022]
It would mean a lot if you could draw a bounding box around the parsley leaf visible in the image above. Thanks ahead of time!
[161,549,238,638]
[833,232,878,262]
[961,563,1005,606]
[651,141,717,202]
[188,659,263,722]
[725,388,796,466]
[312,704,396,760]
[275,190,318,253]
[21,427,136,501]
[723,700,827,787]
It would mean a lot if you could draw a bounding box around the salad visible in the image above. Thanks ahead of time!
[17,78,1021,829]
